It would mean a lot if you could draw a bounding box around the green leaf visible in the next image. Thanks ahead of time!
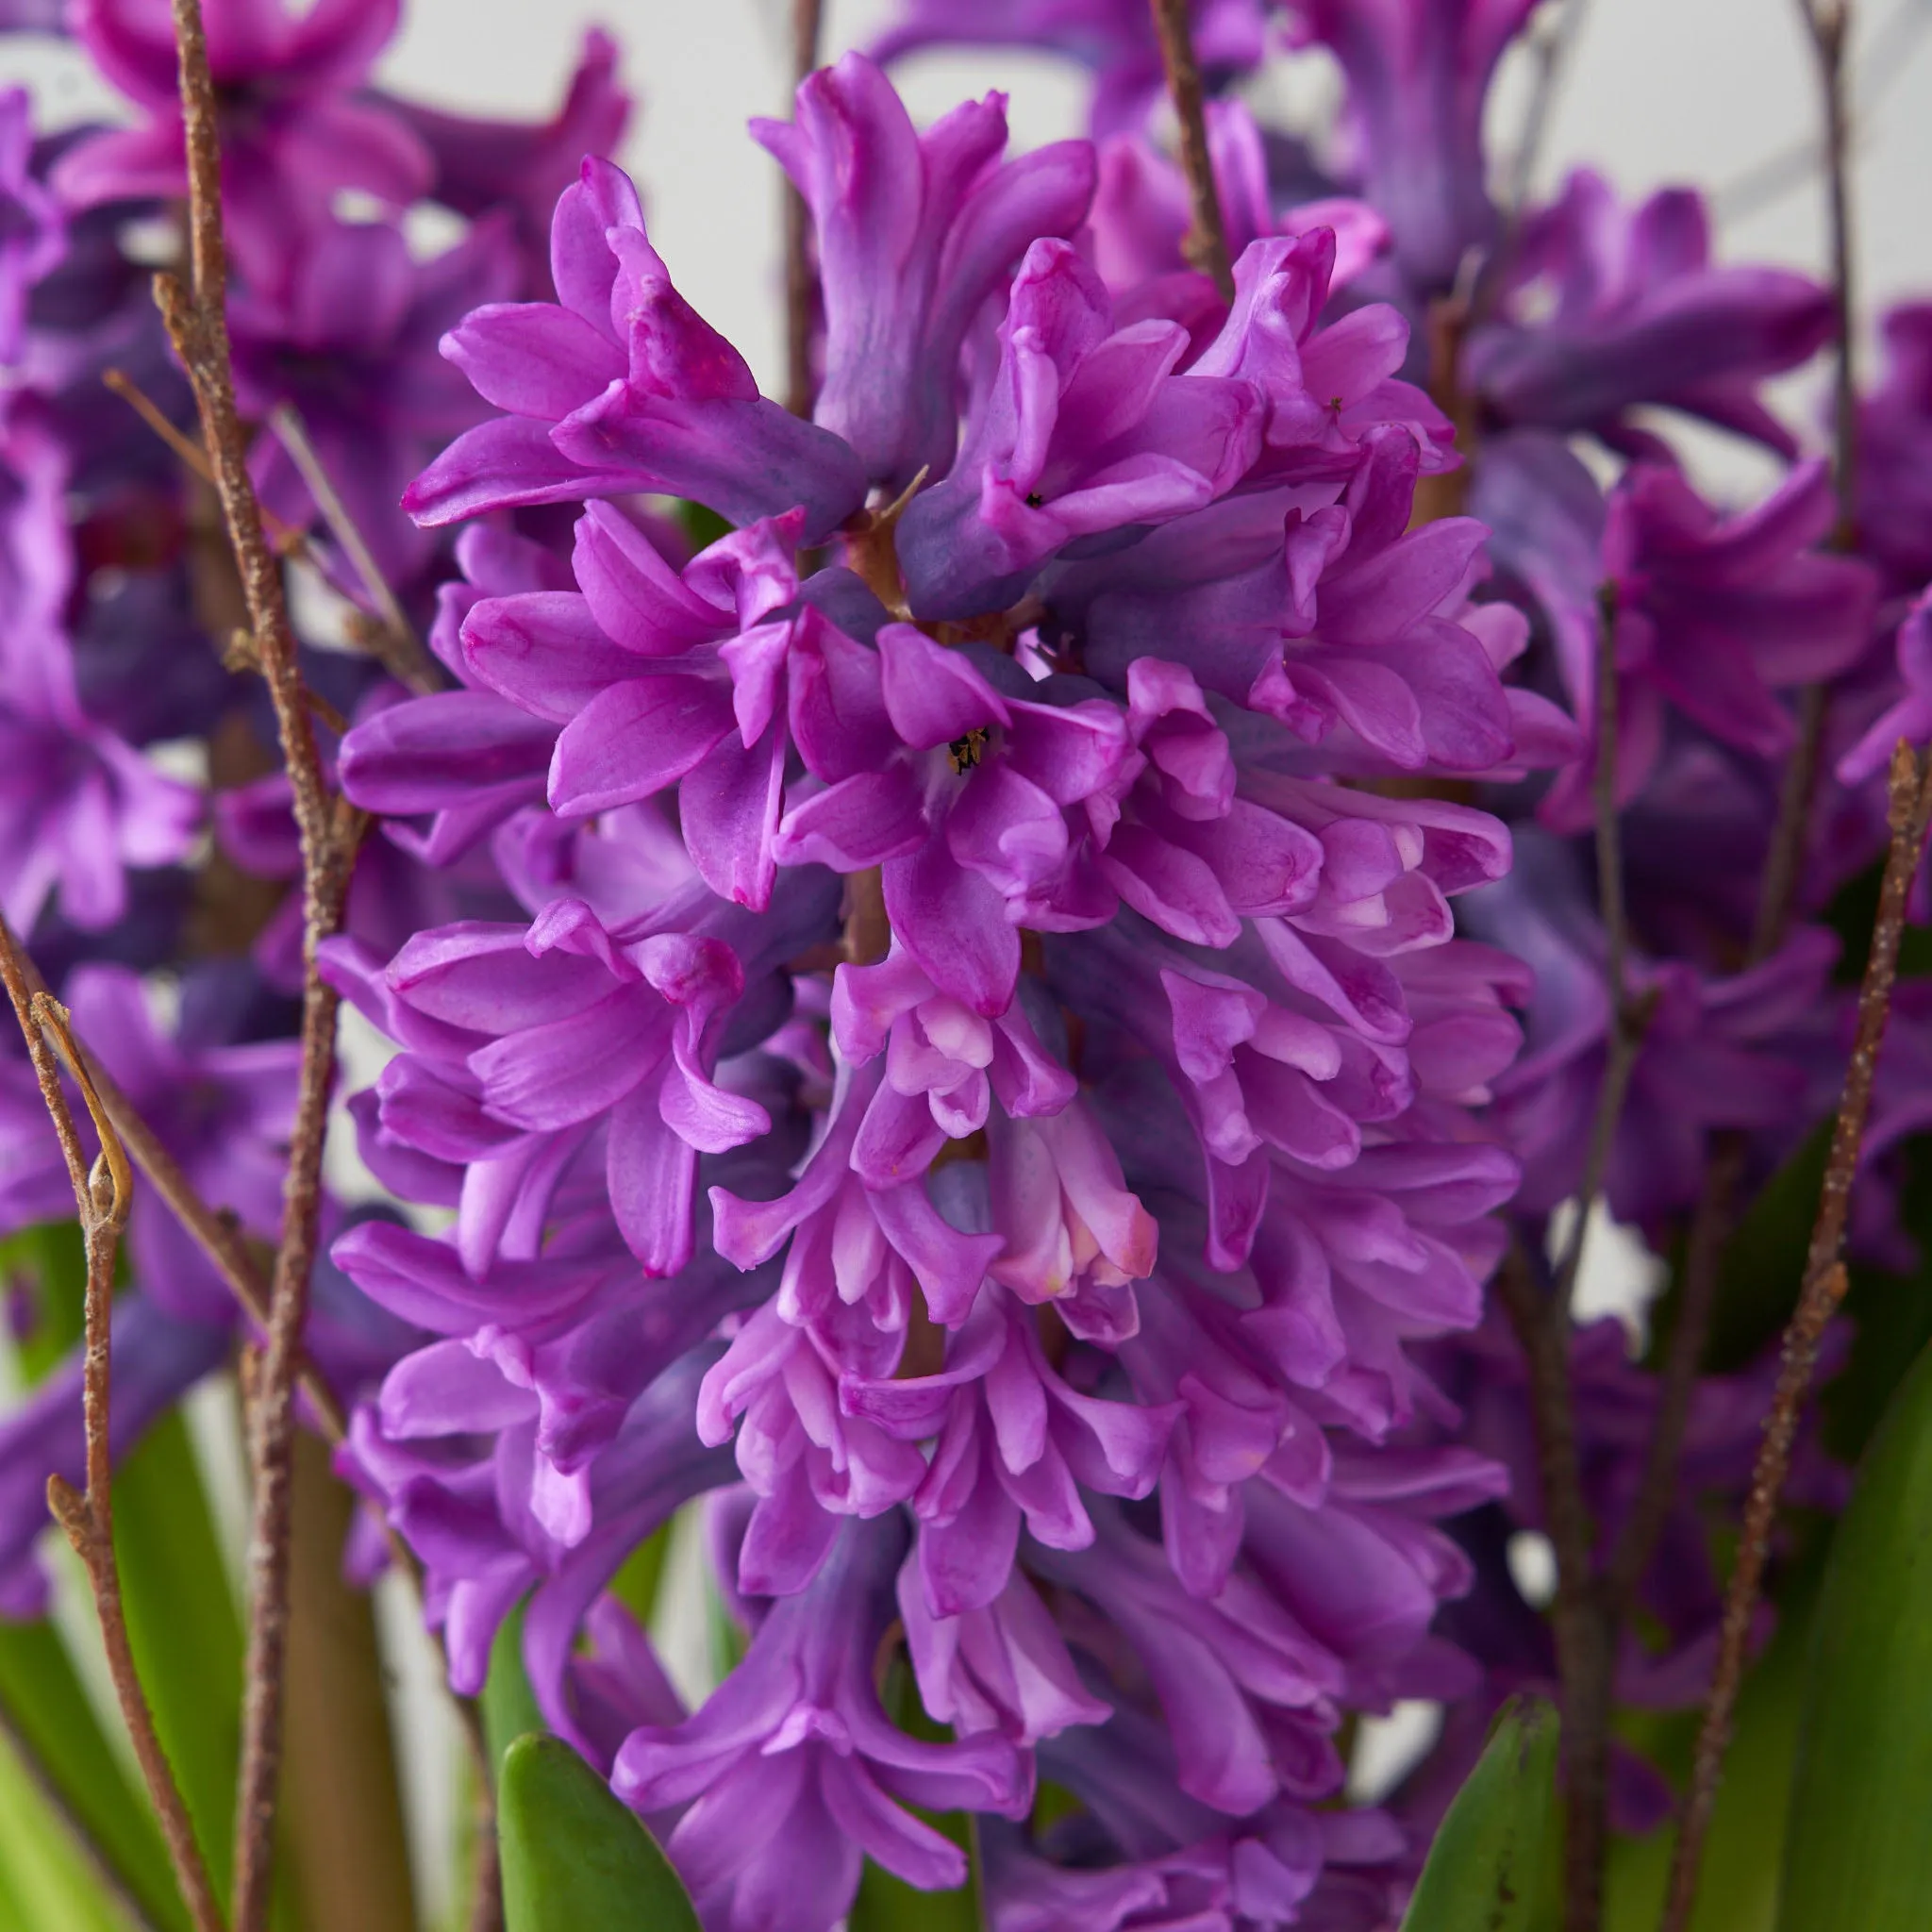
[1400,1696,1559,1932]
[0,1722,132,1932]
[0,1620,191,1932]
[1603,1553,1822,1932]
[1778,1336,1932,1931]
[849,1818,980,1932]
[112,1407,243,1915]
[498,1734,701,1932]
[609,1521,672,1626]
[0,1220,88,1386]
[481,1601,545,1777]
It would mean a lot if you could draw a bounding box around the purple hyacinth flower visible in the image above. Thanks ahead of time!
[1064,428,1515,774]
[231,212,519,586]
[1091,98,1388,301]
[1279,0,1537,294]
[324,872,833,1277]
[0,631,201,937]
[753,53,1096,493]
[336,521,635,868]
[895,237,1264,619]
[899,1558,1111,1744]
[340,1200,768,1565]
[611,1516,1029,1932]
[0,1295,228,1618]
[60,965,300,1325]
[1465,172,1835,454]
[0,89,63,364]
[1857,303,1932,592]
[381,27,632,299]
[54,0,431,288]
[874,0,1272,141]
[775,626,1135,1015]
[1475,835,1838,1224]
[342,1343,731,1701]
[407,157,865,540]
[1476,440,1877,828]
[842,1285,1177,1615]
[457,502,876,910]
[1840,585,1932,785]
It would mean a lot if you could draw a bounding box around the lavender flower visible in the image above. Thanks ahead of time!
[54,0,431,287]
[406,157,864,538]
[1279,0,1538,295]
[0,88,63,363]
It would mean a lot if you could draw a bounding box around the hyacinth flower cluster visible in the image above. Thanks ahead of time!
[0,1,1926,1930]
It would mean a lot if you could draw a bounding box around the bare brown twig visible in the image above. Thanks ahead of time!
[783,0,826,419]
[1492,1246,1607,1932]
[1660,741,1932,1932]
[0,929,227,1932]
[265,403,441,696]
[160,4,366,1923]
[1147,0,1233,300]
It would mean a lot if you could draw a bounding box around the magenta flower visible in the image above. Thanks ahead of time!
[1064,428,1515,774]
[406,157,865,539]
[895,237,1264,618]
[0,89,63,364]
[1090,98,1388,300]
[1857,303,1932,591]
[1466,172,1834,453]
[874,0,1272,139]
[611,1518,1029,1932]
[776,625,1135,1014]
[1840,586,1932,784]
[54,0,430,286]
[842,1285,1177,1615]
[457,502,867,911]
[381,27,632,298]
[1280,0,1537,294]
[1477,443,1878,828]
[753,52,1096,492]
[230,211,519,584]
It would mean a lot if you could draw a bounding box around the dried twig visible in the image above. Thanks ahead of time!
[1661,741,1932,1932]
[265,403,440,695]
[1551,587,1651,1317]
[1613,0,1863,1690]
[1147,0,1233,299]
[1501,0,1590,219]
[783,0,826,419]
[1493,1245,1607,1932]
[160,4,365,1923]
[0,930,227,1932]
[1739,0,1857,961]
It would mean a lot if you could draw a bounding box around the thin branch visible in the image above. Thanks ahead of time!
[1618,0,1864,1672]
[1551,587,1651,1316]
[1493,1246,1607,1932]
[783,0,825,419]
[1661,741,1932,1932]
[1502,0,1590,217]
[1801,0,1859,542]
[1147,0,1233,299]
[0,915,349,1444]
[0,932,227,1932]
[161,4,365,1924]
[265,404,441,696]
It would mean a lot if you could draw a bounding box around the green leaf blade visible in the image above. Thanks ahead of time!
[1778,1338,1932,1931]
[1400,1695,1559,1932]
[498,1734,701,1932]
